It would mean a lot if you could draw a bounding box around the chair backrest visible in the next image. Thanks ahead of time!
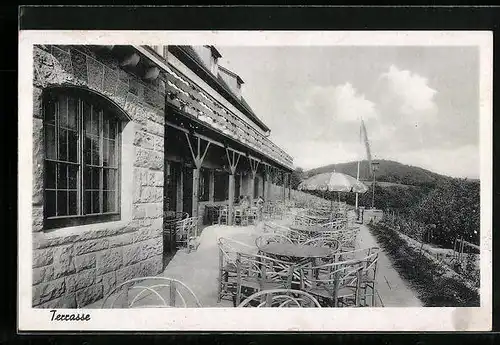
[302,236,341,252]
[337,246,380,281]
[299,258,364,297]
[236,252,296,289]
[218,237,257,263]
[101,276,202,308]
[255,232,293,248]
[319,219,346,230]
[177,216,199,238]
[237,289,322,308]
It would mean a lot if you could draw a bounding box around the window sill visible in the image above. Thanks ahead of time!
[41,218,130,241]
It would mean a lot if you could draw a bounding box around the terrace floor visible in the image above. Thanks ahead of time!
[85,213,422,308]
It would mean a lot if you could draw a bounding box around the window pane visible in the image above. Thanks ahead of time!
[109,120,117,140]
[84,134,92,164]
[103,169,116,190]
[68,165,78,189]
[58,128,68,161]
[103,191,116,213]
[45,190,56,217]
[44,97,56,125]
[92,168,101,190]
[83,166,91,190]
[92,109,101,136]
[68,130,78,163]
[45,124,56,159]
[57,164,67,189]
[67,97,78,130]
[58,95,68,129]
[83,102,92,134]
[109,139,117,167]
[83,167,100,190]
[91,136,100,165]
[68,191,78,215]
[103,118,110,139]
[57,191,68,216]
[84,191,92,214]
[103,138,109,166]
[45,161,56,189]
[92,191,100,214]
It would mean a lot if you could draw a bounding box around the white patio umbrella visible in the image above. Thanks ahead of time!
[298,171,369,209]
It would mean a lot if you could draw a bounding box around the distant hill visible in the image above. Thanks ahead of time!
[305,159,452,188]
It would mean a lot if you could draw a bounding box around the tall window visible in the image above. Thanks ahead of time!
[43,90,122,229]
[213,171,228,202]
[198,168,210,202]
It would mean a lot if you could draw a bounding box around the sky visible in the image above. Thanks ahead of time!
[217,46,480,179]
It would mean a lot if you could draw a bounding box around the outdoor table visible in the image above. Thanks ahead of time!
[258,243,331,261]
[257,243,333,290]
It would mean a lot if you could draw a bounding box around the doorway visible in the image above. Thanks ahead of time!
[163,160,182,267]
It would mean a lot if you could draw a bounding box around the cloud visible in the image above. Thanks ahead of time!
[380,65,438,117]
[284,140,360,170]
[295,83,378,123]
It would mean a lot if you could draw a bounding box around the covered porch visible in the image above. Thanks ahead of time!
[161,105,294,262]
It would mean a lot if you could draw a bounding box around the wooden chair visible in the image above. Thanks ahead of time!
[317,228,359,251]
[298,257,364,308]
[336,247,380,307]
[264,222,310,244]
[217,237,258,303]
[218,206,229,225]
[175,216,200,253]
[235,252,296,306]
[101,276,202,308]
[234,208,249,226]
[237,288,321,308]
[247,207,259,225]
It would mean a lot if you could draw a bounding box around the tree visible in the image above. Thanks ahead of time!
[290,167,305,189]
[413,178,480,247]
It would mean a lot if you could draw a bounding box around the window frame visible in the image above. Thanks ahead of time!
[42,88,125,230]
[213,170,228,202]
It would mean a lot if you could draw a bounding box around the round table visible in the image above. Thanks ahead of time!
[258,243,332,260]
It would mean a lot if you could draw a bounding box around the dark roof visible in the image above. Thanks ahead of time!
[169,45,270,133]
[205,45,222,59]
[219,65,245,85]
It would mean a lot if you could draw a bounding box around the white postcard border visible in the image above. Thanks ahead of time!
[18,30,492,332]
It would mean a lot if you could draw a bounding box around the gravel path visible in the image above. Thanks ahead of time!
[356,222,422,307]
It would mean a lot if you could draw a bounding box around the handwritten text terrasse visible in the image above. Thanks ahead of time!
[50,310,91,321]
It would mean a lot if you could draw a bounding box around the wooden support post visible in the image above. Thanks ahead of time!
[184,133,211,219]
[225,147,242,226]
[247,156,260,205]
[287,173,291,200]
[228,173,235,225]
[264,164,272,201]
[192,167,200,219]
[177,170,183,213]
[282,171,286,203]
[209,170,215,202]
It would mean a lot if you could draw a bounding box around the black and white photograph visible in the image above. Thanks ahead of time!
[18,30,492,331]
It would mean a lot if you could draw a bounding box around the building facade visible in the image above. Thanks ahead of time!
[32,44,293,308]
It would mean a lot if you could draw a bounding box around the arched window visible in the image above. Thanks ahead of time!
[43,88,125,229]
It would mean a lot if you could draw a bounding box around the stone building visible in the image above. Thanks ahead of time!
[32,44,294,308]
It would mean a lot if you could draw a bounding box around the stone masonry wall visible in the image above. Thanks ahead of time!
[32,45,166,308]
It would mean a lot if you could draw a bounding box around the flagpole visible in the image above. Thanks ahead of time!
[355,117,362,211]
